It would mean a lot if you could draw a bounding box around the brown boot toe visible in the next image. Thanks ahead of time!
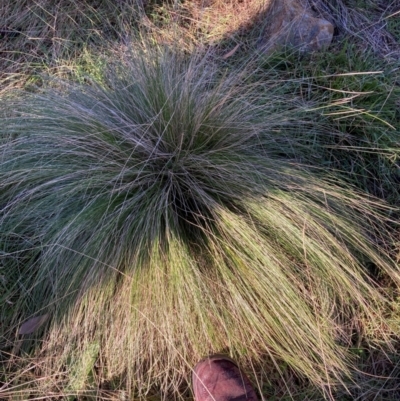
[192,355,259,401]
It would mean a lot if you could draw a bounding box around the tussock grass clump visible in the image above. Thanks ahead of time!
[1,46,399,398]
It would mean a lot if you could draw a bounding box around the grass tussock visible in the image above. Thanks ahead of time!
[1,45,399,399]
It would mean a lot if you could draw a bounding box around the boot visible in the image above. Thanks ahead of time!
[192,354,259,401]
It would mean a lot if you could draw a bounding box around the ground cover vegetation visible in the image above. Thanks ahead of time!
[1,0,399,400]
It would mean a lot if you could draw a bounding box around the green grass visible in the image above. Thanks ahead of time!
[256,41,400,204]
[1,1,400,400]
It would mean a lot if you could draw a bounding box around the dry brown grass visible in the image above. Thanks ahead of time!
[184,0,270,44]
[0,0,142,89]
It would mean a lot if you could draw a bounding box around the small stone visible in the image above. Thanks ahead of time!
[258,0,334,53]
